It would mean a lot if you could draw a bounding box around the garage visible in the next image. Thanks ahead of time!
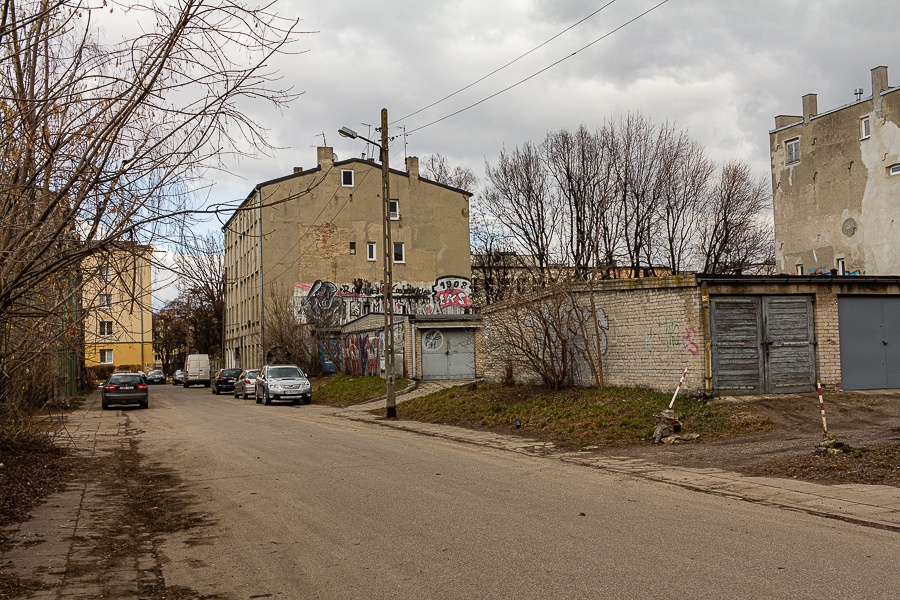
[838,296,900,390]
[710,295,816,394]
[421,328,476,380]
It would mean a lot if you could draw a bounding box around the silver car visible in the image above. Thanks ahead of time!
[255,365,311,405]
[233,369,259,399]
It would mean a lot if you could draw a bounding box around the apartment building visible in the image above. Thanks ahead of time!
[770,65,900,276]
[82,243,154,372]
[223,146,473,370]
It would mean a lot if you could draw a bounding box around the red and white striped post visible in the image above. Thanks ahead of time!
[816,380,828,438]
[669,367,688,410]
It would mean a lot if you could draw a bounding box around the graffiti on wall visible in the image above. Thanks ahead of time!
[294,276,474,325]
[656,321,700,356]
[342,331,381,376]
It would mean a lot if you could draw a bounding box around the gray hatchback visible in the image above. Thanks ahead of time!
[102,372,149,409]
[255,365,311,405]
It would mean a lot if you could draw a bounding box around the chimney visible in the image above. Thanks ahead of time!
[872,66,889,115]
[316,146,334,169]
[406,156,419,179]
[802,93,818,123]
[293,167,303,174]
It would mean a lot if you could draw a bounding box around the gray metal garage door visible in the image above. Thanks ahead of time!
[421,329,475,380]
[710,296,816,394]
[838,296,900,390]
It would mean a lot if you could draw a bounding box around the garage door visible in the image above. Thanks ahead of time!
[421,329,475,380]
[838,296,900,390]
[710,296,816,394]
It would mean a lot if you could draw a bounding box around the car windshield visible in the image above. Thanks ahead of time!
[245,371,259,379]
[268,366,304,379]
[149,371,163,376]
[221,369,242,377]
[109,374,142,385]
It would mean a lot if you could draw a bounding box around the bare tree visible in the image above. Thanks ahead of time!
[0,0,301,412]
[696,160,774,274]
[421,154,477,191]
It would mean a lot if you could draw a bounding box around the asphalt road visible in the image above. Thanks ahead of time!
[130,384,900,599]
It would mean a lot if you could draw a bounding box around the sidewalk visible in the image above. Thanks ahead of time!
[341,380,900,532]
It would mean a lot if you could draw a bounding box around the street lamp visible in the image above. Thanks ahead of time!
[339,108,397,418]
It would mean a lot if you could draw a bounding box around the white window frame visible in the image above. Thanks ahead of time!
[99,321,113,337]
[393,242,405,264]
[835,257,846,275]
[861,116,871,139]
[99,265,112,282]
[889,164,900,176]
[98,293,112,308]
[341,169,354,187]
[796,263,804,275]
[786,138,800,164]
[99,349,113,365]
[389,199,400,220]
[366,242,377,262]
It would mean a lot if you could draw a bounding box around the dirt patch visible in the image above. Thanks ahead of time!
[593,390,900,486]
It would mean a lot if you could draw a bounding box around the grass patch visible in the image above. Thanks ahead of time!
[313,375,411,406]
[397,382,773,450]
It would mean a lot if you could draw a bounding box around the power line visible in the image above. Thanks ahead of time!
[393,1,618,125]
[406,0,672,135]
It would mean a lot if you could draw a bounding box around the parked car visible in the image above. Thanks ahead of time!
[212,368,242,395]
[233,369,259,399]
[147,370,166,384]
[102,372,149,410]
[172,370,184,386]
[255,365,311,405]
[184,353,211,387]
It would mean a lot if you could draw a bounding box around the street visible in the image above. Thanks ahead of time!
[107,384,897,599]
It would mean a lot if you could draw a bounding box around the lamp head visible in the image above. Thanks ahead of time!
[338,126,358,139]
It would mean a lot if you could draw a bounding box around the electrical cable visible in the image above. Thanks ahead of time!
[406,0,672,135]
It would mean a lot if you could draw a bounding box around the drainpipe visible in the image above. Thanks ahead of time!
[700,282,713,395]
[258,188,265,367]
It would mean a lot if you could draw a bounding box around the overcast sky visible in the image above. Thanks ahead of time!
[148,0,900,302]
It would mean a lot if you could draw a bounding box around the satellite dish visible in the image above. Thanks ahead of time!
[332,153,338,161]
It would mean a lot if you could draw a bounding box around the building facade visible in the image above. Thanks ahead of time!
[82,244,154,372]
[223,146,474,370]
[770,65,900,276]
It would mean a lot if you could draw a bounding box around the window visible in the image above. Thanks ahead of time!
[889,164,900,176]
[786,139,800,164]
[796,263,804,275]
[99,321,113,337]
[341,170,354,187]
[861,116,871,139]
[99,265,112,282]
[393,242,405,263]
[98,293,112,308]
[367,242,377,261]
[389,199,400,220]
[99,349,113,364]
[836,257,846,275]
[349,242,356,255]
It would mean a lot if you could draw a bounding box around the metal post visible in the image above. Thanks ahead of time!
[381,108,396,418]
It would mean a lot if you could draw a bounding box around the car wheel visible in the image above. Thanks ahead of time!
[242,390,248,399]
[303,394,312,405]
[140,401,148,409]
[255,389,262,404]
[212,386,218,394]
[101,400,109,410]
[264,392,271,405]
[183,381,188,388]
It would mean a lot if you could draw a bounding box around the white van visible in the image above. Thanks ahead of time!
[183,354,211,387]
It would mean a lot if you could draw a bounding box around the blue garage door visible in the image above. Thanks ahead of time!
[838,296,900,390]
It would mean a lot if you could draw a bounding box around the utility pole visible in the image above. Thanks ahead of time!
[380,108,397,418]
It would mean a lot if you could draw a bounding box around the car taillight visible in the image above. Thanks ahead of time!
[218,376,227,381]
[244,379,250,383]
[104,385,117,391]
[137,384,148,391]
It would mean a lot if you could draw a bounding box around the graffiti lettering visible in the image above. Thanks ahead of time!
[434,288,473,309]
[682,327,699,356]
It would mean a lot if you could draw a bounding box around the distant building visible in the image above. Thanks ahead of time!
[770,65,900,276]
[82,243,153,372]
[223,147,474,370]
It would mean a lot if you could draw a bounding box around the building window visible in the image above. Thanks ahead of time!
[393,242,405,263]
[389,199,400,220]
[786,139,800,164]
[99,321,113,337]
[861,116,871,139]
[99,349,113,364]
[367,242,376,261]
[99,265,112,282]
[889,164,900,176]
[341,170,354,187]
[349,241,356,255]
[796,263,804,275]
[98,293,112,308]
[836,257,846,275]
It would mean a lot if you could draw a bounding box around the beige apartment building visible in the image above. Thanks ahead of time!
[223,146,474,370]
[83,243,154,372]
[770,65,900,276]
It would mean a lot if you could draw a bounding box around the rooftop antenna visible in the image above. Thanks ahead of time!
[854,88,864,101]
[316,131,327,147]
[398,125,408,162]
[360,122,373,159]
